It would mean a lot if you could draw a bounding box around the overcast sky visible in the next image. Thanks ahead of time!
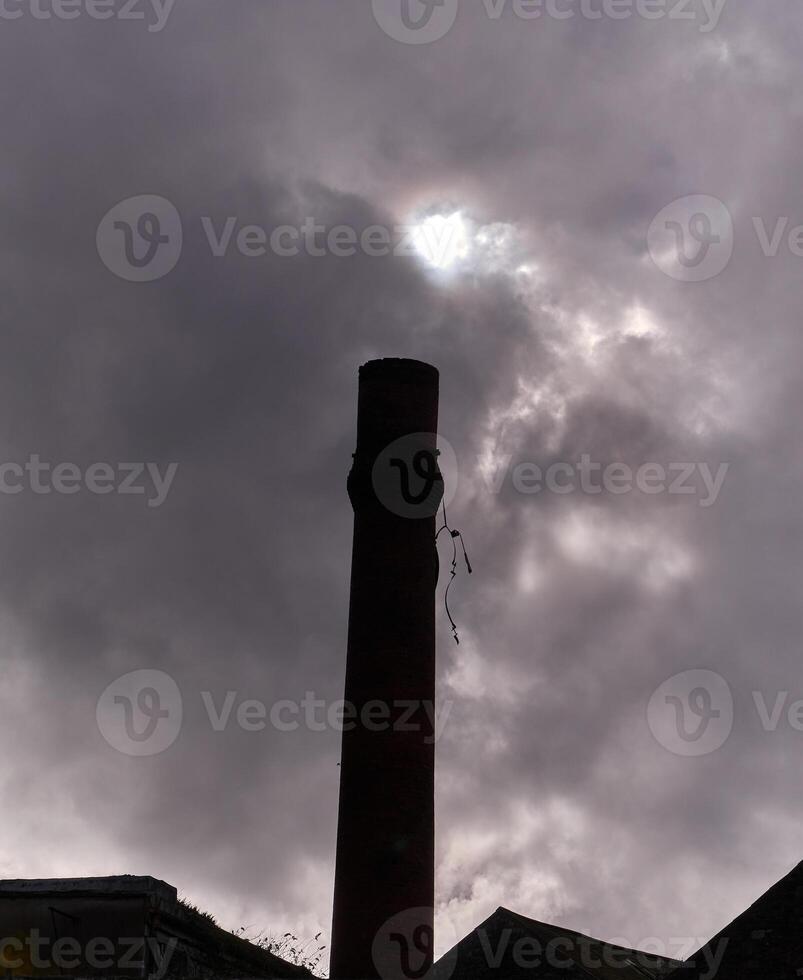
[2,0,803,968]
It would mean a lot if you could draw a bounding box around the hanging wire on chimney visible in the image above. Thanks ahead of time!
[436,498,473,644]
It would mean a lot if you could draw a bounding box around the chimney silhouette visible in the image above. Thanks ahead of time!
[330,359,442,980]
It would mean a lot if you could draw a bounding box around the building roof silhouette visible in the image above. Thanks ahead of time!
[435,906,681,980]
[662,861,803,980]
[0,875,311,978]
[436,861,803,980]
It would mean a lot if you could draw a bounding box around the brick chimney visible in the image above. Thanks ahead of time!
[330,359,442,980]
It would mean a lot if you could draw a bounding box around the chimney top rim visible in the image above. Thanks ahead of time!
[359,358,439,382]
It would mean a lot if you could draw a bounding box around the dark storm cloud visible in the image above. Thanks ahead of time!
[1,0,802,964]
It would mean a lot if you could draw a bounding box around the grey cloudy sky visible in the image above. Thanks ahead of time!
[2,0,803,966]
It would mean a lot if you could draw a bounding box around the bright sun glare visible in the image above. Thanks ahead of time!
[409,208,534,283]
[410,211,472,270]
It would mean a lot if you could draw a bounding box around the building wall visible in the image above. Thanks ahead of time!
[0,877,309,980]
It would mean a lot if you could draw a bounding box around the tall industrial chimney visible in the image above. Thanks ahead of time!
[331,359,442,980]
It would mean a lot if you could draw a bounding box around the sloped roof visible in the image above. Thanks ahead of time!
[434,907,681,980]
[663,860,803,980]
